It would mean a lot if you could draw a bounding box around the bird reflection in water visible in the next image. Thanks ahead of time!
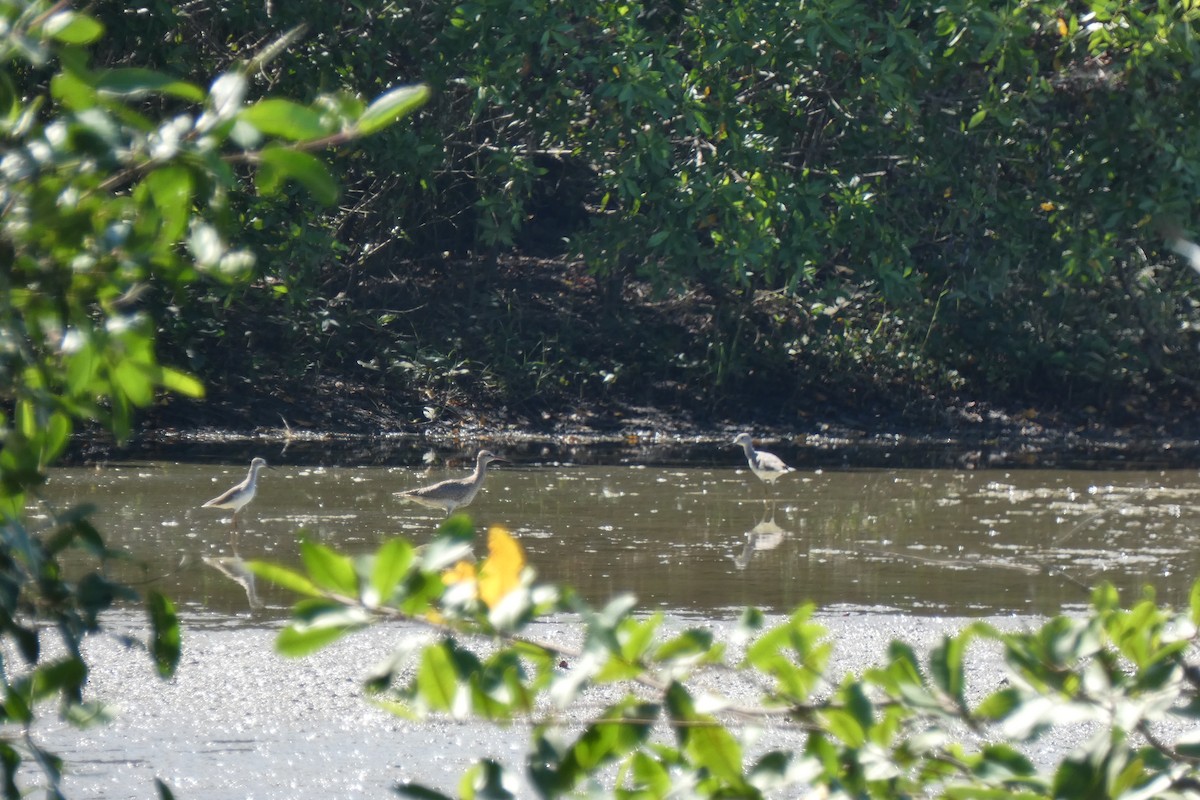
[733,503,791,570]
[202,555,264,611]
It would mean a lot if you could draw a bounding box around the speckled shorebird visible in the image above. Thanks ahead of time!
[202,457,267,525]
[395,450,504,516]
[733,433,792,488]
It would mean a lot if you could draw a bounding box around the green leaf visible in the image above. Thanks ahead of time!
[94,68,204,101]
[356,84,430,135]
[155,778,177,800]
[275,601,370,657]
[665,682,744,786]
[417,644,459,712]
[112,359,155,407]
[29,657,87,703]
[301,540,359,595]
[139,166,196,245]
[820,708,866,748]
[158,367,205,399]
[395,784,455,799]
[50,69,96,110]
[15,400,35,441]
[974,687,1021,721]
[277,621,353,658]
[240,99,330,141]
[147,591,181,678]
[930,632,968,707]
[256,147,339,205]
[41,411,71,465]
[369,538,413,606]
[968,109,988,128]
[976,743,1036,778]
[44,12,104,45]
[653,628,713,664]
[458,760,516,800]
[245,560,323,597]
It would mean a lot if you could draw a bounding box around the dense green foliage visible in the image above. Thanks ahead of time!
[259,518,1200,799]
[0,2,424,794]
[90,0,1200,423]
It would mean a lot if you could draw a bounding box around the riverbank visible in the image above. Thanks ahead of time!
[35,610,1114,798]
[85,393,1200,471]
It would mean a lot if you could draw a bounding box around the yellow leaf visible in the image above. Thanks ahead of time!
[442,560,477,586]
[1057,17,1069,38]
[477,527,525,609]
[1040,201,1056,212]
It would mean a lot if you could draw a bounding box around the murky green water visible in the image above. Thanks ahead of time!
[34,454,1200,618]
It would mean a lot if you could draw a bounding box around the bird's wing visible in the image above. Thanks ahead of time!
[756,451,791,472]
[202,483,243,508]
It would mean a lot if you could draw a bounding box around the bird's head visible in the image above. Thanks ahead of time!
[478,450,507,466]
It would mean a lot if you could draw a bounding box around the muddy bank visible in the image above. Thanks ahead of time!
[33,610,1116,798]
[75,395,1200,470]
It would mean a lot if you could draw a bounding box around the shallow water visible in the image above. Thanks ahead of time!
[35,454,1200,618]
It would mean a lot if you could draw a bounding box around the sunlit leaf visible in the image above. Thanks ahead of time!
[653,628,713,665]
[417,643,458,712]
[477,527,524,609]
[300,540,358,596]
[43,12,104,45]
[158,367,205,399]
[276,601,370,657]
[1190,579,1200,627]
[245,560,322,597]
[50,70,96,110]
[356,83,430,135]
[277,621,353,657]
[369,538,414,606]
[112,360,155,407]
[442,559,477,593]
[241,99,330,141]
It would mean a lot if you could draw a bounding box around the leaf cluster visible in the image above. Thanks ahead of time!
[0,3,427,794]
[259,517,1200,799]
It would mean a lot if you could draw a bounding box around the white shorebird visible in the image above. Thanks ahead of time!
[202,457,267,526]
[395,450,504,516]
[733,433,792,488]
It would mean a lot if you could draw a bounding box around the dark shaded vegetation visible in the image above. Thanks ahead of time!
[89,1,1200,440]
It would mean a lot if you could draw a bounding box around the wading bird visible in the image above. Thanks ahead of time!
[733,433,792,490]
[395,450,504,516]
[202,457,268,527]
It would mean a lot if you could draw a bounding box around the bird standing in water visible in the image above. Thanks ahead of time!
[732,433,792,491]
[395,450,504,516]
[202,457,268,527]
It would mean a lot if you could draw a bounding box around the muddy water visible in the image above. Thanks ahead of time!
[36,457,1200,618]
